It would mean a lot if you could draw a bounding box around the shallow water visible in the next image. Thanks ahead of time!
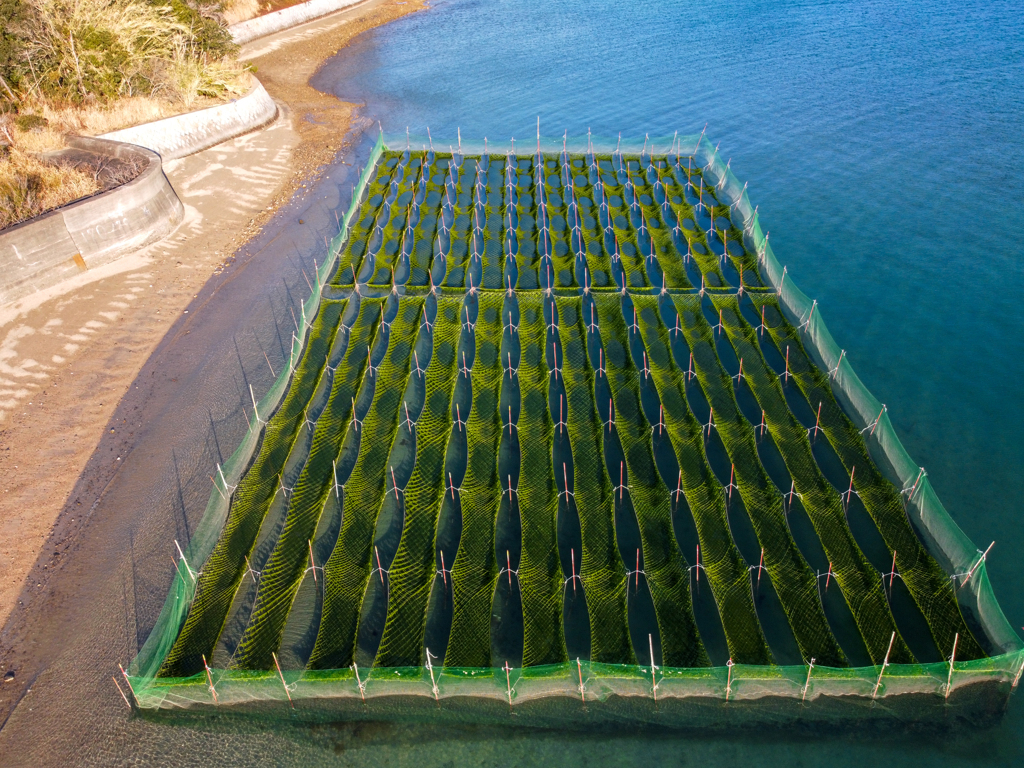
[2,0,1023,764]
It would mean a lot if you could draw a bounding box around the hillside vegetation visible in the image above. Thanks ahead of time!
[0,0,261,228]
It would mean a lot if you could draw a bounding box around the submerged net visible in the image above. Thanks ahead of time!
[128,132,1023,721]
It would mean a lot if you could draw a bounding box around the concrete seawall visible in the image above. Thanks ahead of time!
[0,0,361,306]
[100,80,278,161]
[229,0,367,45]
[0,138,184,306]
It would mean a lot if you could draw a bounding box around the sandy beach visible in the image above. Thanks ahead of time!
[0,0,424,720]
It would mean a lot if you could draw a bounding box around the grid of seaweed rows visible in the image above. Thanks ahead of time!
[162,147,990,679]
[159,299,348,677]
[593,293,709,668]
[741,293,983,661]
[444,291,504,667]
[230,297,385,669]
[308,296,424,669]
[373,295,464,667]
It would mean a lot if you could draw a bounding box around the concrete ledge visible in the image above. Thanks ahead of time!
[0,137,184,307]
[100,80,278,161]
[229,0,366,45]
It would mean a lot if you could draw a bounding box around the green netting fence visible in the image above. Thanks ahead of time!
[124,131,1023,723]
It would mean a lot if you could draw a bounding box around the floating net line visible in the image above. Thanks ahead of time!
[372,293,463,667]
[125,131,1023,720]
[516,292,567,667]
[555,297,633,664]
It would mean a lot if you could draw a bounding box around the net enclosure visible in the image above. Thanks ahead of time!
[124,131,1023,726]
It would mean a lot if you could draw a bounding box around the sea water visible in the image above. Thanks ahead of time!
[314,0,1024,762]
[2,0,1022,764]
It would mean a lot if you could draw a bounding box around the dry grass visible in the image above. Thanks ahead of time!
[163,44,252,110]
[0,147,100,230]
[6,68,252,151]
[18,0,249,104]
[223,0,262,25]
[21,0,185,102]
[0,0,257,231]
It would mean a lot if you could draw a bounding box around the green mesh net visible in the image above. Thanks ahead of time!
[126,133,1023,722]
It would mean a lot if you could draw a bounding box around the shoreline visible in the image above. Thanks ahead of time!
[0,0,425,719]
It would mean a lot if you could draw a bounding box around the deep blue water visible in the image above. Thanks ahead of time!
[312,0,1024,762]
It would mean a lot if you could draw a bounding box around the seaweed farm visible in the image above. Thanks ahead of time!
[125,134,1023,724]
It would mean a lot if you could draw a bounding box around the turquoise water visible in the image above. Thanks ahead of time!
[314,0,1024,761]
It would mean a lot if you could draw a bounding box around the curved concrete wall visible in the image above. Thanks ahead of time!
[229,0,366,45]
[0,137,184,306]
[100,80,278,161]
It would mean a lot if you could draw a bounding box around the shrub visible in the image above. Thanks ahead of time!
[16,0,240,104]
[14,112,47,131]
[0,0,25,104]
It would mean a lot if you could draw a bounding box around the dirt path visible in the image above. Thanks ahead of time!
[0,0,424,647]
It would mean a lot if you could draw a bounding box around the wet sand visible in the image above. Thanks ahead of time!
[0,0,425,745]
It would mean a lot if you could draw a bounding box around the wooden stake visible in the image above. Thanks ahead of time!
[273,652,294,708]
[960,541,995,589]
[577,658,586,702]
[571,548,577,596]
[118,663,137,705]
[308,540,317,583]
[352,662,365,702]
[802,658,815,702]
[375,546,385,585]
[649,634,658,702]
[426,649,439,700]
[870,405,885,436]
[945,632,959,700]
[872,632,896,698]
[202,654,218,705]
[112,676,132,709]
[504,662,513,707]
[825,562,833,591]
